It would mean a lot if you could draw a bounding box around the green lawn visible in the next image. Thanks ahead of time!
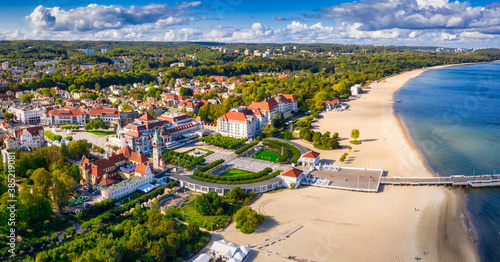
[117,192,141,205]
[87,130,116,137]
[253,150,280,162]
[221,169,253,177]
[177,199,233,230]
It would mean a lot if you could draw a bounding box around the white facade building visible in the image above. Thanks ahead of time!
[42,109,86,126]
[101,164,155,200]
[216,107,268,139]
[8,106,43,124]
[298,150,321,167]
[6,126,45,149]
[279,167,306,188]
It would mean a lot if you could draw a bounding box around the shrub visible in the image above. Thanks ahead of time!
[349,140,361,145]
[235,140,260,155]
[200,134,247,149]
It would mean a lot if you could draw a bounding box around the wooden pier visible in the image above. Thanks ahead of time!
[380,175,500,187]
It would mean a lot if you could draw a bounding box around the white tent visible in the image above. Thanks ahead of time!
[233,252,245,261]
[239,246,251,255]
[193,253,210,262]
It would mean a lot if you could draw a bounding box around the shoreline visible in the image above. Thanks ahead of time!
[388,63,481,261]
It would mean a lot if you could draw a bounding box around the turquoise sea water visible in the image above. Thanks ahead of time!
[394,61,500,262]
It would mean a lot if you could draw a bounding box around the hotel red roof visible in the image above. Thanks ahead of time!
[302,150,320,158]
[125,130,141,138]
[281,168,303,178]
[218,111,247,121]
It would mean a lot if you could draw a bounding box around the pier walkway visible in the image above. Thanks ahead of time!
[380,175,500,187]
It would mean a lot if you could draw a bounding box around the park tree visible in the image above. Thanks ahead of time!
[51,170,77,213]
[351,129,360,141]
[179,87,193,97]
[21,93,34,103]
[233,206,265,234]
[2,112,14,121]
[272,113,283,128]
[261,123,277,138]
[32,168,52,199]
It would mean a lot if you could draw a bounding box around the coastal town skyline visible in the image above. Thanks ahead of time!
[1,0,500,48]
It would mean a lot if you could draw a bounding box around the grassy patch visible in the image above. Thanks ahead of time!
[253,149,280,162]
[176,201,235,230]
[222,169,253,177]
[116,192,141,205]
[87,131,116,137]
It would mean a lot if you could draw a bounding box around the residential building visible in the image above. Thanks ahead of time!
[274,94,298,118]
[247,98,279,121]
[88,108,120,124]
[42,109,86,126]
[8,106,43,124]
[279,167,306,188]
[323,97,340,110]
[216,106,268,139]
[34,61,59,67]
[119,111,140,126]
[80,145,150,185]
[77,49,95,55]
[5,126,45,150]
[298,150,321,167]
[282,46,289,51]
[109,113,167,155]
[1,61,8,70]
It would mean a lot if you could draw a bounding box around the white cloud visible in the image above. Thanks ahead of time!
[25,3,200,32]
[155,17,188,28]
[318,0,500,34]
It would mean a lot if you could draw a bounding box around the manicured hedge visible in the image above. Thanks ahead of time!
[198,159,225,173]
[262,139,301,163]
[191,169,282,185]
[200,134,247,149]
[44,130,63,141]
[235,140,260,155]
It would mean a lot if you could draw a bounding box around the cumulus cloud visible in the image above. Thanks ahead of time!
[25,2,201,32]
[318,0,500,34]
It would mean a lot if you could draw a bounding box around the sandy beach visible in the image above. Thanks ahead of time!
[218,65,480,262]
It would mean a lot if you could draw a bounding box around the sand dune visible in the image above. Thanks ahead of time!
[218,65,479,262]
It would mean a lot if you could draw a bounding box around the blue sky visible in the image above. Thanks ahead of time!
[1,0,500,47]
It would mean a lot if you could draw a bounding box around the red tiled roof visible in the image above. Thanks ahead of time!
[248,98,278,113]
[323,97,339,104]
[137,113,156,122]
[14,126,43,138]
[282,94,297,103]
[135,164,148,175]
[167,123,197,134]
[218,111,247,121]
[125,130,141,138]
[89,108,119,116]
[302,150,320,158]
[281,168,303,178]
[128,151,149,164]
[48,109,83,116]
[100,177,116,186]
[118,146,133,157]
